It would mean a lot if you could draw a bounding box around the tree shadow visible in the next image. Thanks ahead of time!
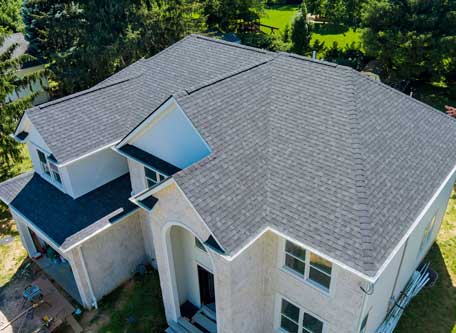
[395,244,456,333]
[313,23,349,35]
[265,4,299,11]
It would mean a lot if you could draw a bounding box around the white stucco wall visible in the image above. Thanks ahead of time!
[142,180,366,333]
[362,172,456,333]
[78,211,147,300]
[130,104,210,169]
[62,148,129,198]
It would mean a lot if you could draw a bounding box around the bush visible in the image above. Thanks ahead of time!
[239,31,290,52]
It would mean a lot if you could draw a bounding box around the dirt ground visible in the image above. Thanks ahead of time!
[0,260,46,333]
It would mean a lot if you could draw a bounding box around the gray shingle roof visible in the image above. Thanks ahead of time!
[17,35,456,277]
[25,35,272,164]
[0,172,137,250]
[172,52,456,277]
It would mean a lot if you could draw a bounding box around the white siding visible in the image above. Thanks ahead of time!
[63,148,129,198]
[131,104,210,169]
[363,172,456,333]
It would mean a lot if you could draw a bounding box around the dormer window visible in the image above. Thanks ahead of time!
[37,150,50,176]
[145,167,166,188]
[37,149,62,184]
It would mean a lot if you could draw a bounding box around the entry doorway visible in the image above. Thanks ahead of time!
[197,265,215,307]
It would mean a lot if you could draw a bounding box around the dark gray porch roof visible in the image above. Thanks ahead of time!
[0,172,137,250]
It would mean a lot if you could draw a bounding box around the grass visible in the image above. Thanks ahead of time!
[260,4,299,32]
[0,204,28,286]
[311,24,363,49]
[396,190,456,333]
[0,146,31,286]
[96,271,167,333]
[261,5,363,49]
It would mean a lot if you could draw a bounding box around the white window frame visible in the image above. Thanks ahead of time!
[279,239,334,295]
[144,166,166,188]
[36,148,62,186]
[275,295,327,333]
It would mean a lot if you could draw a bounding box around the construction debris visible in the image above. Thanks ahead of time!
[376,263,431,333]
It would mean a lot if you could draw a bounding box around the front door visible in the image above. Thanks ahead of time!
[197,265,215,306]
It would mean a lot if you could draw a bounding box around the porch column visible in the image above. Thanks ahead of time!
[66,247,96,309]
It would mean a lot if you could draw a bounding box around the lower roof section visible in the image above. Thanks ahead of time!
[0,172,137,251]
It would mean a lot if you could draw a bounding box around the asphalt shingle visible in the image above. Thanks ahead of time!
[0,173,137,250]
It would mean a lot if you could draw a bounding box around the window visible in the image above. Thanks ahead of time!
[359,313,369,333]
[279,298,324,333]
[49,162,62,184]
[285,240,306,276]
[145,167,166,188]
[419,215,437,254]
[37,149,62,184]
[195,237,207,252]
[280,299,300,333]
[283,240,332,292]
[309,253,332,290]
[37,150,50,176]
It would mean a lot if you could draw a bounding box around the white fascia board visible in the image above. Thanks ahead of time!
[57,140,120,167]
[61,207,140,253]
[116,97,176,148]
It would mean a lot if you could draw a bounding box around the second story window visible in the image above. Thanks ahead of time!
[37,150,50,176]
[37,149,62,185]
[283,240,333,292]
[48,162,62,184]
[145,167,166,188]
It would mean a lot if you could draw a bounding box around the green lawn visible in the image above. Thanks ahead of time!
[261,6,363,49]
[96,271,167,333]
[396,191,456,333]
[311,24,363,48]
[261,4,298,32]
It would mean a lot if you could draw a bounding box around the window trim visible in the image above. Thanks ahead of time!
[280,239,334,295]
[276,295,327,333]
[36,148,62,186]
[144,166,166,188]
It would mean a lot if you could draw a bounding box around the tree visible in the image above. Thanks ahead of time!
[23,0,205,96]
[0,0,23,32]
[361,0,456,83]
[291,2,311,55]
[306,0,366,26]
[0,32,42,180]
[204,0,265,31]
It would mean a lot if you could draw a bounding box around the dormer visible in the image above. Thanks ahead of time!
[115,97,211,192]
[14,114,65,191]
[14,113,129,198]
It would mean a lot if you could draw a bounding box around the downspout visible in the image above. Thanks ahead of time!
[77,246,98,309]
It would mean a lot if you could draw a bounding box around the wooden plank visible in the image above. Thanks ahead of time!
[178,318,205,333]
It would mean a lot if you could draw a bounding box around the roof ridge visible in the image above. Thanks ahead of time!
[346,69,375,272]
[191,34,273,55]
[277,51,338,68]
[177,56,277,96]
[0,171,34,186]
[32,74,142,111]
